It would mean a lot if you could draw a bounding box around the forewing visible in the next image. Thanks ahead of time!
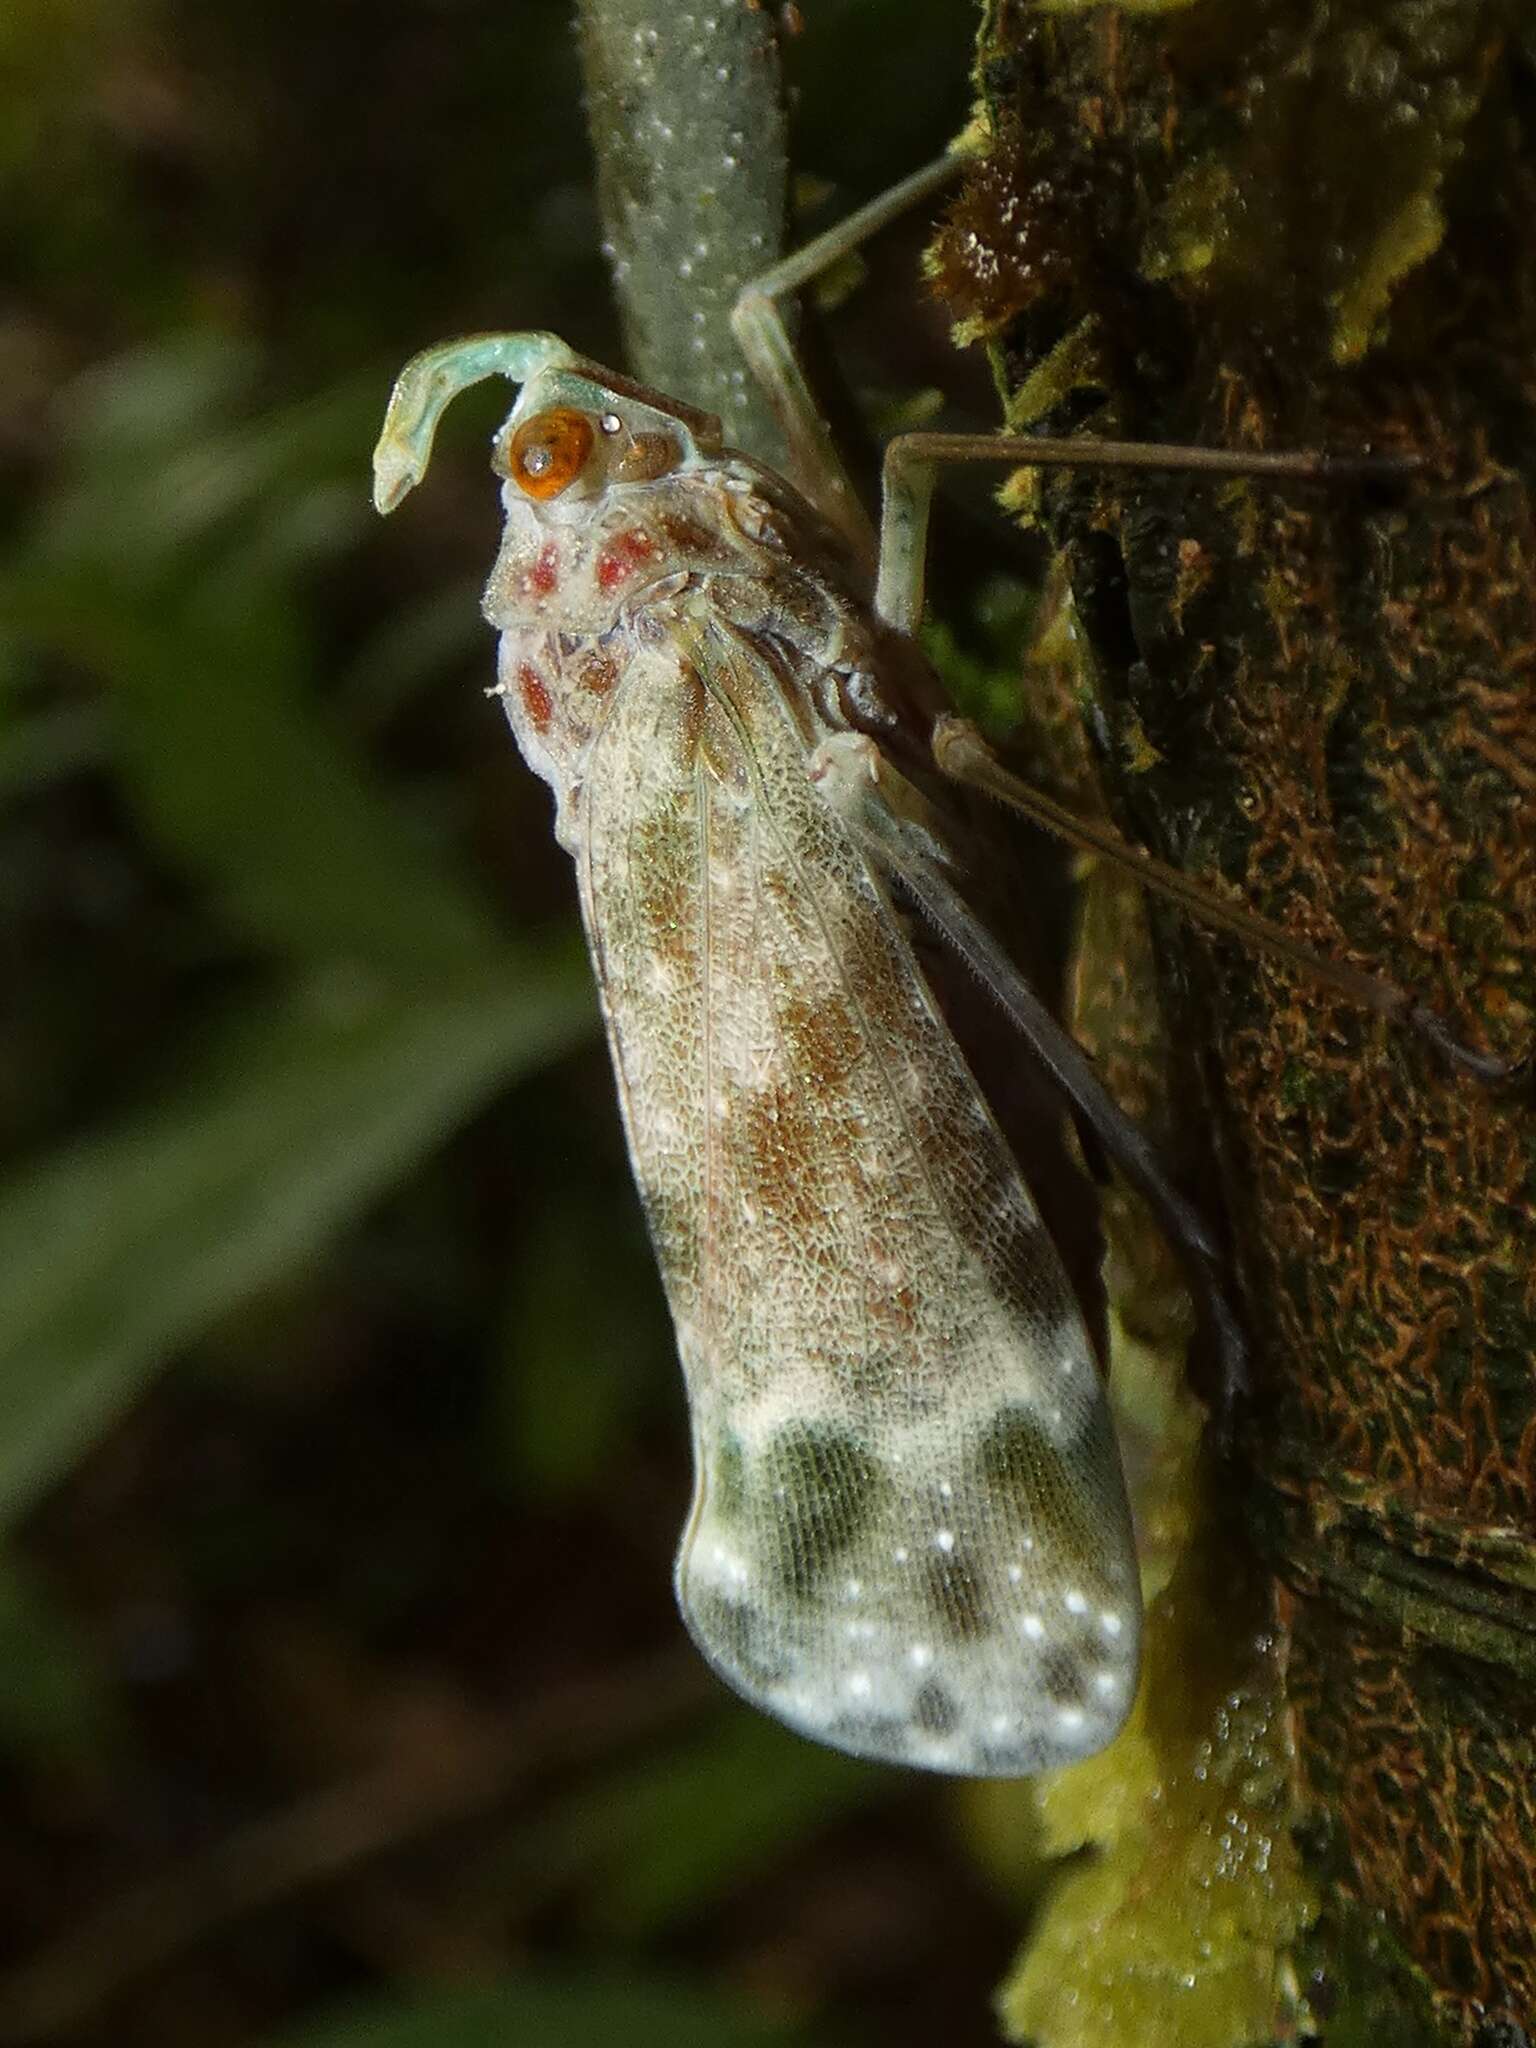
[578,612,1139,1776]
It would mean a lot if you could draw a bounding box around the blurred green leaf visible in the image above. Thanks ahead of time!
[496,1184,671,1499]
[0,1549,121,1762]
[258,1972,849,2048]
[105,586,504,978]
[4,338,508,979]
[508,1712,883,1937]
[0,952,595,1524]
[38,335,369,582]
[339,578,486,733]
[0,697,109,800]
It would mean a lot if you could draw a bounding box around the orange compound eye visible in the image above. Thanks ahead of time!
[505,408,594,500]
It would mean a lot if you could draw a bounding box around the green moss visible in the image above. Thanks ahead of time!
[1293,1897,1444,2048]
[994,1516,1316,2048]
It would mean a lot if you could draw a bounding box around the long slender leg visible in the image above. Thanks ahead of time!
[875,432,1524,1088]
[932,716,1523,1087]
[876,430,1421,636]
[732,153,965,570]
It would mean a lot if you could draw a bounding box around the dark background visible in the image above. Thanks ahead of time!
[0,4,1055,2044]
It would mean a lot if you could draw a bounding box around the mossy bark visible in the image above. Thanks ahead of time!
[934,4,1536,2040]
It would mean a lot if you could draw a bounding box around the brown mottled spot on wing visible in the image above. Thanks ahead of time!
[838,890,925,1042]
[778,990,865,1088]
[740,1079,831,1224]
[628,806,696,967]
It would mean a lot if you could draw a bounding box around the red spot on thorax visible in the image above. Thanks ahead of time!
[596,525,656,593]
[530,542,560,596]
[518,663,553,733]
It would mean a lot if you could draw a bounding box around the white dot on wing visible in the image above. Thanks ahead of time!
[934,1528,956,1554]
[1064,1589,1088,1614]
[1100,1611,1124,1637]
[1021,1614,1045,1642]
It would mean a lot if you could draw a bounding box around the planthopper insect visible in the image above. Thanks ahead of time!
[373,162,1517,1778]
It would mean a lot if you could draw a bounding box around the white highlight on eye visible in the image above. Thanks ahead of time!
[599,412,622,435]
[1064,1589,1088,1615]
[1021,1614,1045,1641]
[1100,1611,1124,1638]
[934,1528,956,1553]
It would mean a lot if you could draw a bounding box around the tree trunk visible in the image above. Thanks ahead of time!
[934,5,1536,2041]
